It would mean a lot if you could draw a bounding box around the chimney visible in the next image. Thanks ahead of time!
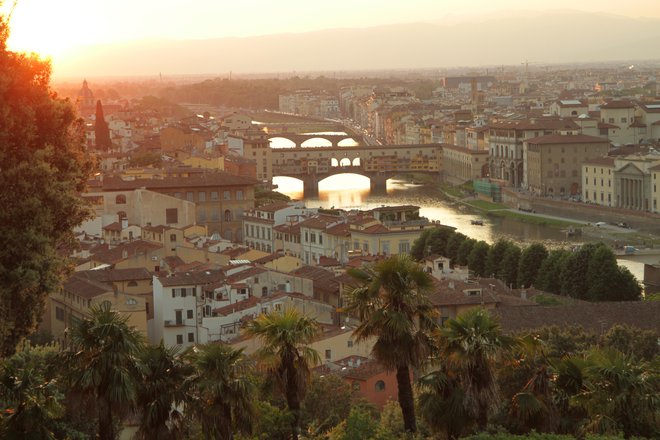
[285,280,292,293]
[121,218,128,229]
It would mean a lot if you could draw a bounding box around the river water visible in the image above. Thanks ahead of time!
[267,131,655,286]
[272,174,653,285]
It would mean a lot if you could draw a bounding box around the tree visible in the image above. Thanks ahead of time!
[246,308,321,440]
[437,309,514,431]
[575,349,658,438]
[457,238,477,266]
[186,344,254,440]
[586,246,640,301]
[560,243,599,299]
[485,239,512,279]
[0,16,93,357]
[446,232,468,263]
[468,241,490,277]
[518,244,548,288]
[65,302,144,440]
[344,254,438,433]
[535,250,570,294]
[302,374,354,434]
[500,245,522,289]
[0,344,68,439]
[134,343,192,440]
[94,100,112,151]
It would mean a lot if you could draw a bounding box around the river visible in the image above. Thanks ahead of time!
[272,174,654,285]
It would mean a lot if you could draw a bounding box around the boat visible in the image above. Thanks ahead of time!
[471,219,484,226]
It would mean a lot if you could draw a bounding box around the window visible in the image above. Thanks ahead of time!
[262,286,268,295]
[236,190,244,200]
[55,307,64,321]
[188,333,195,342]
[186,192,194,202]
[210,191,218,201]
[127,281,138,287]
[126,298,137,305]
[375,380,386,392]
[176,335,183,345]
[166,208,178,224]
[224,210,232,222]
[115,194,126,204]
[170,234,177,242]
[398,242,410,254]
[347,340,353,347]
[198,191,206,202]
[311,233,316,244]
[325,349,332,360]
[187,309,193,319]
[224,190,231,200]
[319,234,323,244]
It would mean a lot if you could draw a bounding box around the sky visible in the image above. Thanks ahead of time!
[4,0,660,56]
[2,0,660,77]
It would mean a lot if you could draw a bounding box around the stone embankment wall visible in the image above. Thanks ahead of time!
[501,188,660,234]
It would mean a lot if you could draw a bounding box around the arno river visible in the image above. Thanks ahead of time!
[266,129,654,286]
[273,174,651,285]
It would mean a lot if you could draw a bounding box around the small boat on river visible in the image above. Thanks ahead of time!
[471,219,484,226]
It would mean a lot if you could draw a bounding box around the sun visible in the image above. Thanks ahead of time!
[2,1,104,58]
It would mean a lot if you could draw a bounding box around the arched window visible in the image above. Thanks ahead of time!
[262,286,268,295]
[115,194,126,204]
[374,380,385,392]
[224,209,232,222]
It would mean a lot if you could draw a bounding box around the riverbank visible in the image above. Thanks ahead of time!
[434,181,660,248]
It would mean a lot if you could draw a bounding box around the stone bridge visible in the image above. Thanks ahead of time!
[267,133,363,147]
[271,144,442,197]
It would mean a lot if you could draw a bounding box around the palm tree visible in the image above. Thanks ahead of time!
[134,343,192,440]
[0,345,64,439]
[437,308,513,431]
[418,364,470,439]
[186,344,255,440]
[576,348,659,438]
[246,307,320,440]
[343,254,438,433]
[65,301,144,440]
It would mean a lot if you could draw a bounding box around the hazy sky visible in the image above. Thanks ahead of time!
[4,0,660,57]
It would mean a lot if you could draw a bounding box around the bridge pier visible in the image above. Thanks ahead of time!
[302,174,319,198]
[369,174,389,195]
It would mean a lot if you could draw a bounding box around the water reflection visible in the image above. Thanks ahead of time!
[272,176,646,282]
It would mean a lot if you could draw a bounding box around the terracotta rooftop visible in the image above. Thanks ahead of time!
[92,240,162,265]
[75,267,152,283]
[102,222,122,232]
[63,277,112,299]
[157,269,225,287]
[102,172,258,191]
[583,156,616,166]
[492,301,660,333]
[600,100,635,109]
[526,134,610,145]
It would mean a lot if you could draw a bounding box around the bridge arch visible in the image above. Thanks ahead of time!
[337,137,359,147]
[268,136,296,148]
[301,137,333,148]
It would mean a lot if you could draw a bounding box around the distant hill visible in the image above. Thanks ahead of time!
[56,10,660,77]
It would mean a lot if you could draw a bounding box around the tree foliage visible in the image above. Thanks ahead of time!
[517,244,549,288]
[246,307,321,440]
[94,100,112,151]
[344,254,438,433]
[0,16,93,357]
